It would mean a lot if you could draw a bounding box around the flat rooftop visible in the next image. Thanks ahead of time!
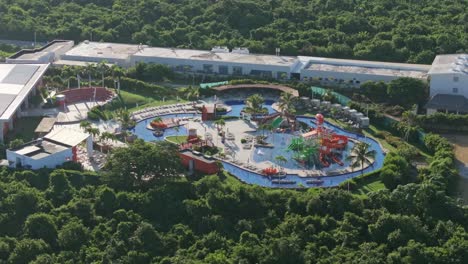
[44,127,89,147]
[11,139,68,160]
[134,47,298,67]
[299,56,431,71]
[0,63,50,120]
[428,54,468,75]
[303,63,428,79]
[9,40,74,61]
[64,41,142,60]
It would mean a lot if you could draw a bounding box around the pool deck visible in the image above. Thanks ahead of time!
[130,100,385,188]
[184,119,373,177]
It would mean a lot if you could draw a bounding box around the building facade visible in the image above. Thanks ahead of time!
[426,54,468,114]
[0,63,50,142]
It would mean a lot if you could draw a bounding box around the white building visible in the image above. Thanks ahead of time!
[60,41,140,67]
[131,45,300,79]
[424,54,468,114]
[6,40,74,64]
[6,127,92,169]
[0,63,50,142]
[298,56,430,87]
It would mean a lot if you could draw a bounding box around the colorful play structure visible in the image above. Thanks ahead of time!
[302,114,349,167]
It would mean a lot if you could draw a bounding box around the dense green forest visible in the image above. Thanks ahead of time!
[1,0,467,63]
[0,138,467,263]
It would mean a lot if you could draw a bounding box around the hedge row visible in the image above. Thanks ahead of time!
[104,77,172,97]
[416,112,468,133]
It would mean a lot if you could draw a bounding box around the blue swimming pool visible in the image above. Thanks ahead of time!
[131,102,386,188]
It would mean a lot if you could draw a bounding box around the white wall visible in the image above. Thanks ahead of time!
[131,55,292,79]
[60,54,129,67]
[7,148,73,170]
[430,73,468,98]
[301,69,402,87]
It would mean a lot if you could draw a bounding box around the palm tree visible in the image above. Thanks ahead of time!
[278,92,296,127]
[214,119,225,131]
[278,92,296,114]
[79,120,92,131]
[83,63,96,88]
[98,61,109,88]
[400,108,418,142]
[99,131,117,152]
[346,142,376,175]
[111,64,125,93]
[85,127,100,142]
[116,109,136,130]
[275,155,287,171]
[245,94,265,114]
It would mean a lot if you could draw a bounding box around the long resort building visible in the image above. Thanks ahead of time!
[8,40,430,86]
[8,40,468,115]
[0,63,50,142]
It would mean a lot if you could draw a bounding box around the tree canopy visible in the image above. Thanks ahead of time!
[1,0,467,63]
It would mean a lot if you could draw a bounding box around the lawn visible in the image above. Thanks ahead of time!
[354,180,386,196]
[107,90,187,112]
[5,116,43,143]
[165,135,188,144]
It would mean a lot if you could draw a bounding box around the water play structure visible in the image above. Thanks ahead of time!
[301,114,349,167]
[131,99,385,188]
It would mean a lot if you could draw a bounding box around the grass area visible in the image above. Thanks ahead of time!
[129,99,188,112]
[109,90,187,112]
[363,125,396,153]
[165,135,188,144]
[5,116,43,143]
[354,179,386,196]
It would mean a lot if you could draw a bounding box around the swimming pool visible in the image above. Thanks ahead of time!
[131,102,385,188]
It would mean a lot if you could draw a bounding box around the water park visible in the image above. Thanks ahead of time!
[130,85,385,188]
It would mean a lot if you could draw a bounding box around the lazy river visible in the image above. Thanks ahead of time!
[130,101,386,188]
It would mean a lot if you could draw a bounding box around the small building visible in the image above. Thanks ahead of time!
[348,109,357,117]
[34,117,56,137]
[311,99,321,107]
[359,117,370,128]
[6,127,91,169]
[179,149,219,174]
[201,104,216,121]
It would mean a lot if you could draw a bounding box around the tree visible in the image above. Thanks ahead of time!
[278,92,296,127]
[346,142,376,174]
[184,86,200,101]
[116,109,136,130]
[46,170,73,206]
[214,119,226,131]
[97,61,109,88]
[104,140,183,189]
[275,155,287,171]
[387,77,428,106]
[85,127,100,141]
[23,213,58,246]
[9,138,25,149]
[245,94,266,114]
[94,187,118,216]
[83,63,96,88]
[8,239,49,264]
[79,120,92,131]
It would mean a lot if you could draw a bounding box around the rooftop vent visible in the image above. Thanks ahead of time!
[211,46,229,53]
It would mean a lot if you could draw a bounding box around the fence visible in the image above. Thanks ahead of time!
[200,81,228,89]
[310,86,351,106]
